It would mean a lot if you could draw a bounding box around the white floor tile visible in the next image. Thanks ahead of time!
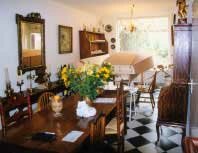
[138,143,164,153]
[125,129,140,139]
[124,140,135,152]
[167,146,183,153]
[168,127,183,134]
[142,132,158,142]
[168,134,182,145]
[127,120,143,129]
[145,122,157,131]
[132,113,145,120]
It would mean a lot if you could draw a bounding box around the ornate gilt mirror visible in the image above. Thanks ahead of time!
[16,13,45,73]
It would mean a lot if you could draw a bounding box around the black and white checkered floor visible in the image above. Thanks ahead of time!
[121,91,183,153]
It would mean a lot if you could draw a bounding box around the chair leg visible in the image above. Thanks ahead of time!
[121,135,124,153]
[133,93,136,116]
[156,123,160,144]
[117,136,121,153]
[150,93,155,110]
[117,135,124,153]
[136,91,141,104]
[181,128,186,150]
[129,93,132,121]
[122,136,124,153]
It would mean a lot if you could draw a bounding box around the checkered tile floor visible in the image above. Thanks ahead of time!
[118,90,183,153]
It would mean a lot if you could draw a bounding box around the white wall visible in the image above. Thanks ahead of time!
[0,0,98,96]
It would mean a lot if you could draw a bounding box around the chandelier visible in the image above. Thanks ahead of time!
[124,0,136,32]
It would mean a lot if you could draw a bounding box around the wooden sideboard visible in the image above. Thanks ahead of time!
[2,81,65,103]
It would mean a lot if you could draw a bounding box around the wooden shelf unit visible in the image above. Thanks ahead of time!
[79,31,108,59]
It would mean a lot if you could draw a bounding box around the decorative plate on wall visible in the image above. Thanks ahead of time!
[105,24,112,32]
[111,38,116,43]
[111,44,115,50]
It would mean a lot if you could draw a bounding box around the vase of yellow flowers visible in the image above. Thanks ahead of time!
[61,62,113,105]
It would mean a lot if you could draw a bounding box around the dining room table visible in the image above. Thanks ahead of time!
[0,90,120,153]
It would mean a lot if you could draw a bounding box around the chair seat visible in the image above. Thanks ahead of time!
[138,87,150,93]
[105,117,124,134]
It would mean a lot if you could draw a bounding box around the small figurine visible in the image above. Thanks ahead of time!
[177,0,188,24]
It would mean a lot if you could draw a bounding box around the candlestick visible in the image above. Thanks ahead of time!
[27,70,35,93]
[17,79,24,94]
[4,80,14,98]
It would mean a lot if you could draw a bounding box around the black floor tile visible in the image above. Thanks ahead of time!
[136,118,154,125]
[133,126,153,135]
[127,136,150,147]
[157,137,178,151]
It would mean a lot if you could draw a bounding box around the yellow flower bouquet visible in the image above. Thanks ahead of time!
[61,62,113,101]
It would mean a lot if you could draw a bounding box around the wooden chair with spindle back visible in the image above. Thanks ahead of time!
[79,113,116,153]
[105,80,125,153]
[136,71,157,111]
[0,93,32,136]
[37,92,55,112]
[90,112,106,145]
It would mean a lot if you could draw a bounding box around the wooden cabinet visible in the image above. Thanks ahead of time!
[79,31,108,59]
[173,24,192,83]
[156,24,192,145]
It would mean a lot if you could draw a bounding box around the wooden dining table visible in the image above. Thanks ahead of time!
[0,90,118,153]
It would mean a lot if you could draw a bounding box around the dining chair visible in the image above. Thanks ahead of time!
[128,81,138,121]
[156,83,188,146]
[90,112,106,145]
[105,80,125,153]
[37,92,55,112]
[79,113,116,153]
[0,93,32,136]
[136,71,157,111]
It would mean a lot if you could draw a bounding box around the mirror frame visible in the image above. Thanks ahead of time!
[16,13,46,73]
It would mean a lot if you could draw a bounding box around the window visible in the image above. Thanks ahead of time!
[117,17,169,65]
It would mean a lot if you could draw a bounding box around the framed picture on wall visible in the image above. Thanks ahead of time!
[58,25,72,54]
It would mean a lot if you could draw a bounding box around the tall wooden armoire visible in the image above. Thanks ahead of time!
[156,24,192,144]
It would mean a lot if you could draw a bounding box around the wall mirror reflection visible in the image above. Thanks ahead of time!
[16,13,45,73]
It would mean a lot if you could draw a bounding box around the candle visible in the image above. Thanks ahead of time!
[4,67,10,84]
[17,71,19,82]
[19,70,23,81]
[47,64,51,73]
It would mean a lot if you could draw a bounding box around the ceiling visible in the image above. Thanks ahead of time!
[54,0,177,17]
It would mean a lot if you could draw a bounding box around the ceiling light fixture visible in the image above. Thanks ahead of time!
[125,0,136,32]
